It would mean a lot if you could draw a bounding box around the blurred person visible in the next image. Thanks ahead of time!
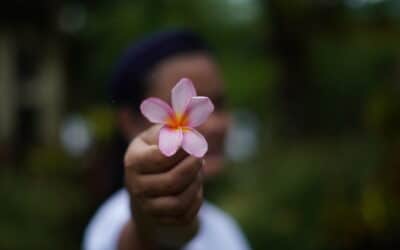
[83,30,250,250]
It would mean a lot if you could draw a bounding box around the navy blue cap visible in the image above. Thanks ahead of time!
[109,29,211,108]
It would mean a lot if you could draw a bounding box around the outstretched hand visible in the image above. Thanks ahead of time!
[122,125,204,248]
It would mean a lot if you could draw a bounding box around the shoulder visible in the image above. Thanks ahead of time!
[184,202,251,250]
[83,189,130,250]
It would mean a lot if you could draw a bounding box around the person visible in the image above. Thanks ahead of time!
[83,30,251,250]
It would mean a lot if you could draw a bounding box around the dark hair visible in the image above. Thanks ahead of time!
[108,29,211,111]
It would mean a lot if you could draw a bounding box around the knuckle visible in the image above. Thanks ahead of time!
[152,151,166,166]
[123,153,134,169]
[158,197,185,218]
[130,181,146,198]
[171,167,185,182]
[169,163,196,188]
[187,157,201,170]
[123,142,140,168]
[169,197,184,214]
[163,173,180,192]
[194,158,203,169]
[143,199,166,217]
[124,154,142,173]
[174,198,187,215]
[188,159,202,177]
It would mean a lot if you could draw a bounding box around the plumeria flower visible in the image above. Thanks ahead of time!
[140,78,214,158]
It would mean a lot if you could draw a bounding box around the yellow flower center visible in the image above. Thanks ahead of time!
[166,113,189,130]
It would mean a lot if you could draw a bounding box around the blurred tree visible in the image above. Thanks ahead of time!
[266,0,319,136]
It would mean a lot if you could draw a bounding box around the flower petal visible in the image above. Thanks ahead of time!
[140,98,173,124]
[159,126,183,157]
[182,128,208,158]
[171,78,197,115]
[186,96,214,127]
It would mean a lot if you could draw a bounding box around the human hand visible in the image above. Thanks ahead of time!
[123,125,204,247]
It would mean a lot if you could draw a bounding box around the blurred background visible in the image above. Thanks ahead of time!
[1,0,400,249]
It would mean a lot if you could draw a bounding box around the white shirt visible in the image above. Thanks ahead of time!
[83,189,251,250]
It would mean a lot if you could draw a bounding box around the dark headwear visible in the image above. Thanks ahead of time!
[109,29,211,109]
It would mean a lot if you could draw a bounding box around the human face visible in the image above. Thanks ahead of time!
[146,52,231,178]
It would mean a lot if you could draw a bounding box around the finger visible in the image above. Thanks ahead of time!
[138,148,188,174]
[140,124,162,145]
[128,144,187,174]
[178,185,203,225]
[158,183,203,226]
[142,171,203,218]
[133,156,203,197]
[125,130,187,174]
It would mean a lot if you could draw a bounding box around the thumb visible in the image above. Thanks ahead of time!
[140,124,163,145]
[140,124,188,162]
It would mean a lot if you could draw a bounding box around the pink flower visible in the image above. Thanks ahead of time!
[140,78,214,158]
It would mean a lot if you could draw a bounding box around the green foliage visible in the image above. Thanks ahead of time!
[0,167,88,250]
